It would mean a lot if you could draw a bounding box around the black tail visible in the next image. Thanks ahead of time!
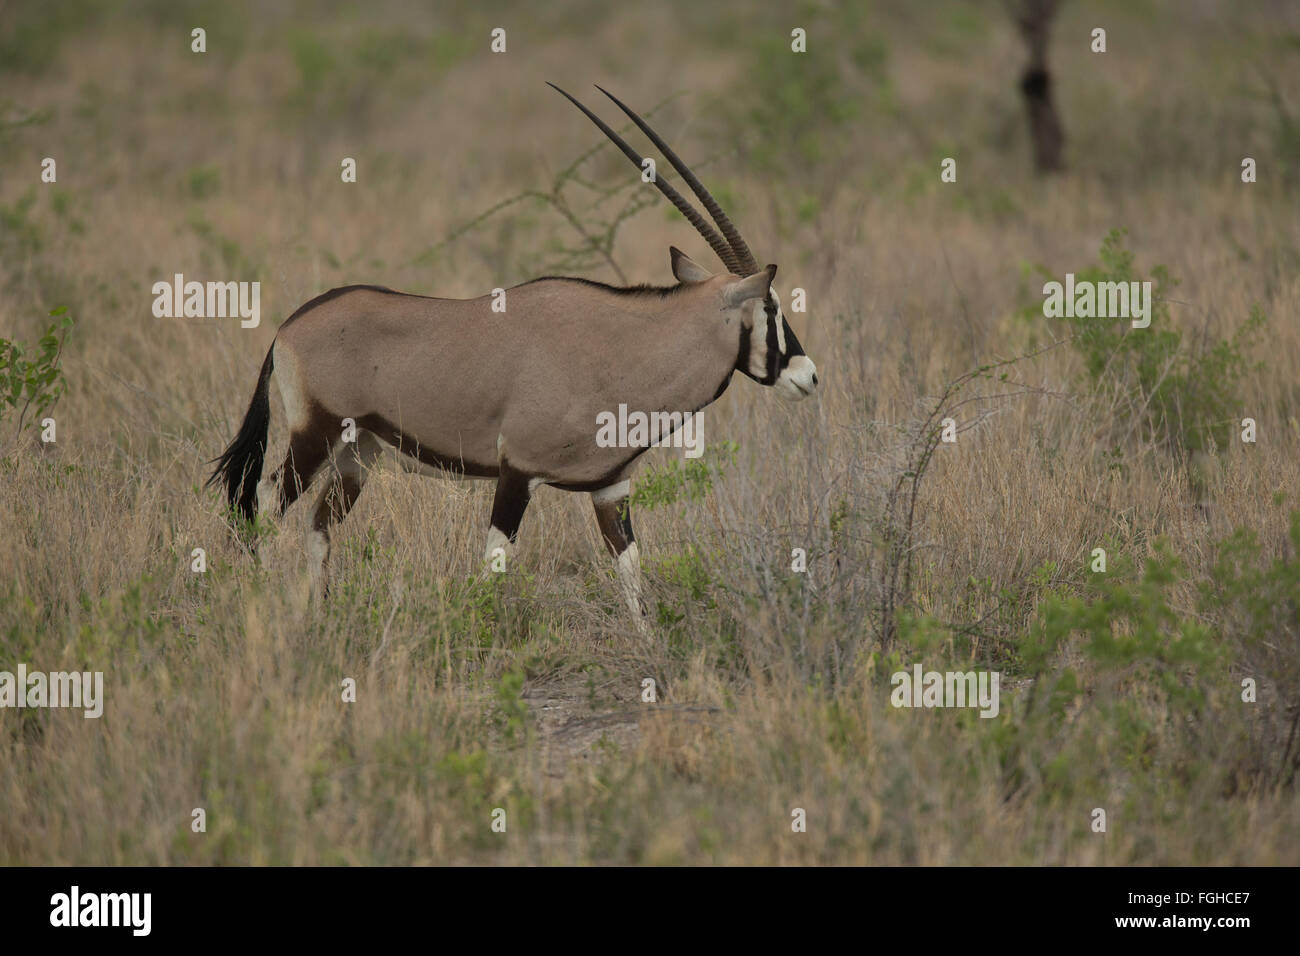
[206,346,274,523]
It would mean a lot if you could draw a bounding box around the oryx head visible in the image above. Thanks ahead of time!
[549,83,820,402]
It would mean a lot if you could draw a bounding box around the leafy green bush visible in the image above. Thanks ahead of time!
[731,3,886,178]
[0,0,102,76]
[1200,506,1300,785]
[0,190,42,256]
[628,440,737,512]
[0,307,72,442]
[1024,229,1264,458]
[991,507,1300,795]
[491,668,529,745]
[1023,544,1224,707]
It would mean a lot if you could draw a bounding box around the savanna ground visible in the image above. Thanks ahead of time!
[1,0,1298,864]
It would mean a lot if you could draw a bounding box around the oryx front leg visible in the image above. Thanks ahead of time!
[591,481,648,630]
[483,465,532,573]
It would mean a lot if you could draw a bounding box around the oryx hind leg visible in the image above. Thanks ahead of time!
[255,341,330,521]
[257,427,333,520]
[591,480,648,631]
[307,430,383,602]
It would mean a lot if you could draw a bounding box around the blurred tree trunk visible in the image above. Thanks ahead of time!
[1012,0,1065,173]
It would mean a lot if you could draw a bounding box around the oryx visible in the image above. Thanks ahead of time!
[207,84,818,624]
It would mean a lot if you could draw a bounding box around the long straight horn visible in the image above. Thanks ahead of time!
[595,84,759,277]
[547,82,742,275]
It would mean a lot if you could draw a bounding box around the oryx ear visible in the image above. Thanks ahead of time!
[722,264,777,308]
[670,246,713,283]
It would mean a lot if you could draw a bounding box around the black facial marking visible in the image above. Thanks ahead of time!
[735,320,753,379]
[734,294,798,387]
[783,319,806,359]
[763,297,781,384]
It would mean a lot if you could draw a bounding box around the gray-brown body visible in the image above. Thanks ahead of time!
[276,278,737,490]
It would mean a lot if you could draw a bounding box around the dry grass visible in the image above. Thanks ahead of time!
[1,0,1298,864]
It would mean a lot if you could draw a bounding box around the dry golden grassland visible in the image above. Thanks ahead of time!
[1,0,1298,864]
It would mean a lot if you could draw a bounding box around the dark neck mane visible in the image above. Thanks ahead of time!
[517,276,685,298]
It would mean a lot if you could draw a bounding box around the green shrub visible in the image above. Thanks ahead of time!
[628,440,737,512]
[1000,508,1300,794]
[0,307,72,442]
[1023,229,1264,458]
